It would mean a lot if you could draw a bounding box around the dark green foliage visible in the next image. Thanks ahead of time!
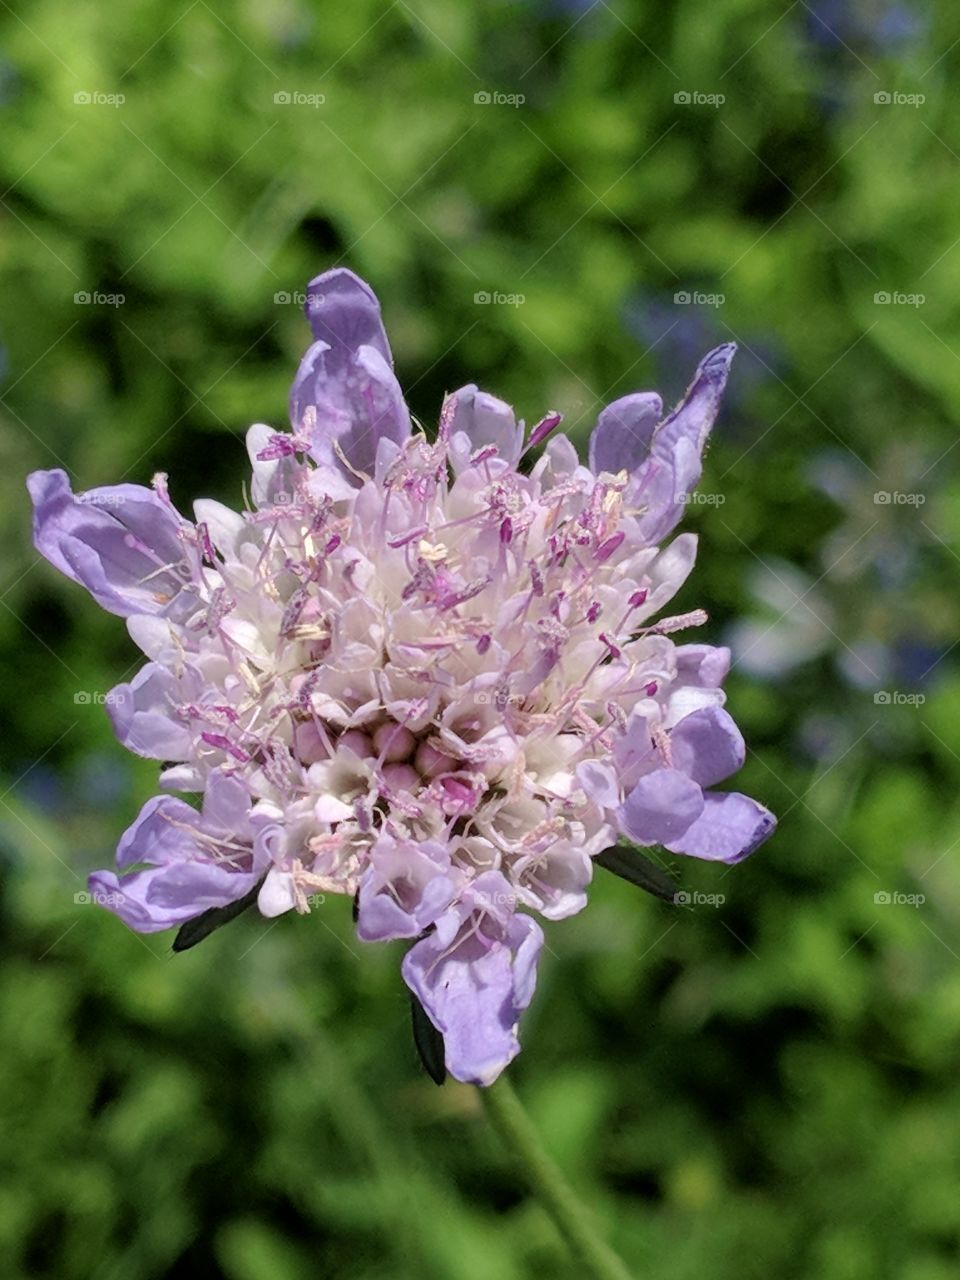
[172,880,266,953]
[594,846,679,903]
[410,989,447,1086]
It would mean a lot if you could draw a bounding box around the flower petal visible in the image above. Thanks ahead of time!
[89,774,263,934]
[674,643,731,688]
[290,269,410,479]
[588,391,662,476]
[670,705,746,787]
[246,423,308,508]
[512,844,593,920]
[88,858,259,933]
[663,790,777,863]
[91,802,260,933]
[27,469,193,618]
[257,866,297,918]
[654,343,736,479]
[618,766,704,845]
[304,267,392,360]
[401,872,543,1086]
[576,759,621,810]
[447,385,523,468]
[106,662,198,761]
[114,794,198,869]
[357,836,458,941]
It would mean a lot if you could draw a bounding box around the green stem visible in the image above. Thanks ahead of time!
[479,1075,634,1280]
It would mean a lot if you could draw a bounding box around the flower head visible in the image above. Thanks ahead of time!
[28,268,775,1084]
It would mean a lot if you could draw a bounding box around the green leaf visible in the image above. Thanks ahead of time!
[409,989,446,1086]
[172,879,266,953]
[594,846,679,903]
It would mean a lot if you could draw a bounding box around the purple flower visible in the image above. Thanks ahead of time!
[402,873,544,1086]
[28,267,775,1084]
[357,834,461,941]
[88,771,268,932]
[290,268,410,479]
[26,469,196,618]
[614,706,775,863]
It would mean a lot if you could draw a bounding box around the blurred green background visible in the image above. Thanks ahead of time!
[2,1,960,1277]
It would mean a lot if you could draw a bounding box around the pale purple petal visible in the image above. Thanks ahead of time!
[257,865,297,918]
[663,791,777,863]
[88,860,256,933]
[25,468,82,580]
[618,766,704,844]
[670,706,746,787]
[193,498,247,559]
[27,469,193,618]
[115,794,199,869]
[303,267,392,361]
[447,385,523,467]
[643,533,699,609]
[512,844,593,920]
[200,771,257,839]
[645,343,736,533]
[588,391,662,476]
[107,662,198,761]
[675,643,731,688]
[90,777,262,932]
[246,424,307,508]
[654,343,736,473]
[601,345,736,544]
[401,872,544,1085]
[576,759,620,810]
[87,869,177,933]
[290,269,410,479]
[357,836,459,941]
